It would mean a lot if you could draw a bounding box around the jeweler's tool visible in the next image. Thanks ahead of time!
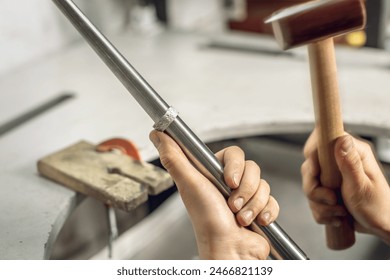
[266,0,366,249]
[52,0,308,260]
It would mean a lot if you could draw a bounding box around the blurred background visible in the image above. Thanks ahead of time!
[1,0,389,76]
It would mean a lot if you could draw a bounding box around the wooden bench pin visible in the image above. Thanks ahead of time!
[37,139,173,212]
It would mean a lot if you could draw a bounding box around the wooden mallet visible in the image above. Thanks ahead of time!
[266,0,366,250]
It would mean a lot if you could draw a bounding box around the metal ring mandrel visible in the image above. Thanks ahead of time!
[153,107,179,132]
[52,0,309,260]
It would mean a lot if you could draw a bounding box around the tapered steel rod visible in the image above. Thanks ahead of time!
[52,0,308,260]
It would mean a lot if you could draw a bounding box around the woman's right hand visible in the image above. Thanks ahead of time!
[301,131,390,244]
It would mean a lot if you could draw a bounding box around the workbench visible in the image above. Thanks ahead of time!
[0,30,389,259]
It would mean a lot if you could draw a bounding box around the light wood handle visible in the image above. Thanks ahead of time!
[308,38,355,250]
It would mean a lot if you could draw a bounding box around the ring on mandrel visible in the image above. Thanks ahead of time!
[153,107,179,132]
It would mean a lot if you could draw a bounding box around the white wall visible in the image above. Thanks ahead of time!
[0,0,242,76]
[0,0,129,75]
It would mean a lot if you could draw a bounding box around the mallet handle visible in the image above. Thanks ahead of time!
[308,38,355,250]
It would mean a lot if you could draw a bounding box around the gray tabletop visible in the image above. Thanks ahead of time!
[0,30,389,259]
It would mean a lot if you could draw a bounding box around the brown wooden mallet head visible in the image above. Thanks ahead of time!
[267,0,367,251]
[266,0,366,50]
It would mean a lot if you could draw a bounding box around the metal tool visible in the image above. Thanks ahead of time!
[52,0,308,260]
[105,204,119,259]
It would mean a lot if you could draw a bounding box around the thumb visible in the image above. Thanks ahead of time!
[149,130,196,183]
[334,135,366,194]
[149,130,223,205]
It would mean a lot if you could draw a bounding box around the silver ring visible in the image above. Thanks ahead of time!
[153,107,178,132]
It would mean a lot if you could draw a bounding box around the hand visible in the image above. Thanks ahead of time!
[301,131,390,244]
[149,130,279,259]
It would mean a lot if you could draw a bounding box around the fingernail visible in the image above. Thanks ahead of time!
[242,210,253,223]
[234,197,244,211]
[149,132,160,148]
[233,173,240,187]
[341,136,353,156]
[262,212,271,223]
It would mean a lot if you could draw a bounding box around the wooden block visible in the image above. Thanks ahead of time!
[37,141,173,212]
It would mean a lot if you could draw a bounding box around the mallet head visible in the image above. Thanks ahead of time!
[265,0,366,50]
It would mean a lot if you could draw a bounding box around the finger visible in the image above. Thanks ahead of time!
[309,201,348,226]
[316,217,345,227]
[301,157,320,195]
[149,131,226,212]
[228,160,261,212]
[215,146,245,189]
[303,130,318,158]
[334,135,367,193]
[354,137,384,179]
[301,153,321,195]
[306,186,338,206]
[150,130,197,183]
[301,142,340,205]
[236,179,270,226]
[256,196,279,226]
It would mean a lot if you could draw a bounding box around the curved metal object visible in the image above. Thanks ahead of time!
[153,107,179,132]
[52,0,308,260]
[96,138,142,161]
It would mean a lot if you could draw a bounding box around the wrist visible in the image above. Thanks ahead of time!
[378,190,390,244]
[366,203,390,244]
[196,236,242,260]
[379,219,390,245]
[195,233,265,260]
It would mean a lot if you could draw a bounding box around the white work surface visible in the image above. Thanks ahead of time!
[0,30,389,259]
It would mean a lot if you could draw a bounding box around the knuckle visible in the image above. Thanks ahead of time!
[246,160,260,172]
[260,179,270,193]
[229,145,244,156]
[159,156,173,171]
[227,158,242,170]
[240,182,263,200]
[270,196,280,213]
[310,204,324,223]
[300,160,308,176]
[302,180,317,197]
[233,145,243,151]
[346,151,361,170]
[250,190,271,214]
[312,211,323,223]
[159,151,178,172]
[239,182,256,197]
[303,146,310,158]
[237,212,252,226]
[360,140,373,152]
[302,185,311,197]
[306,188,318,201]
